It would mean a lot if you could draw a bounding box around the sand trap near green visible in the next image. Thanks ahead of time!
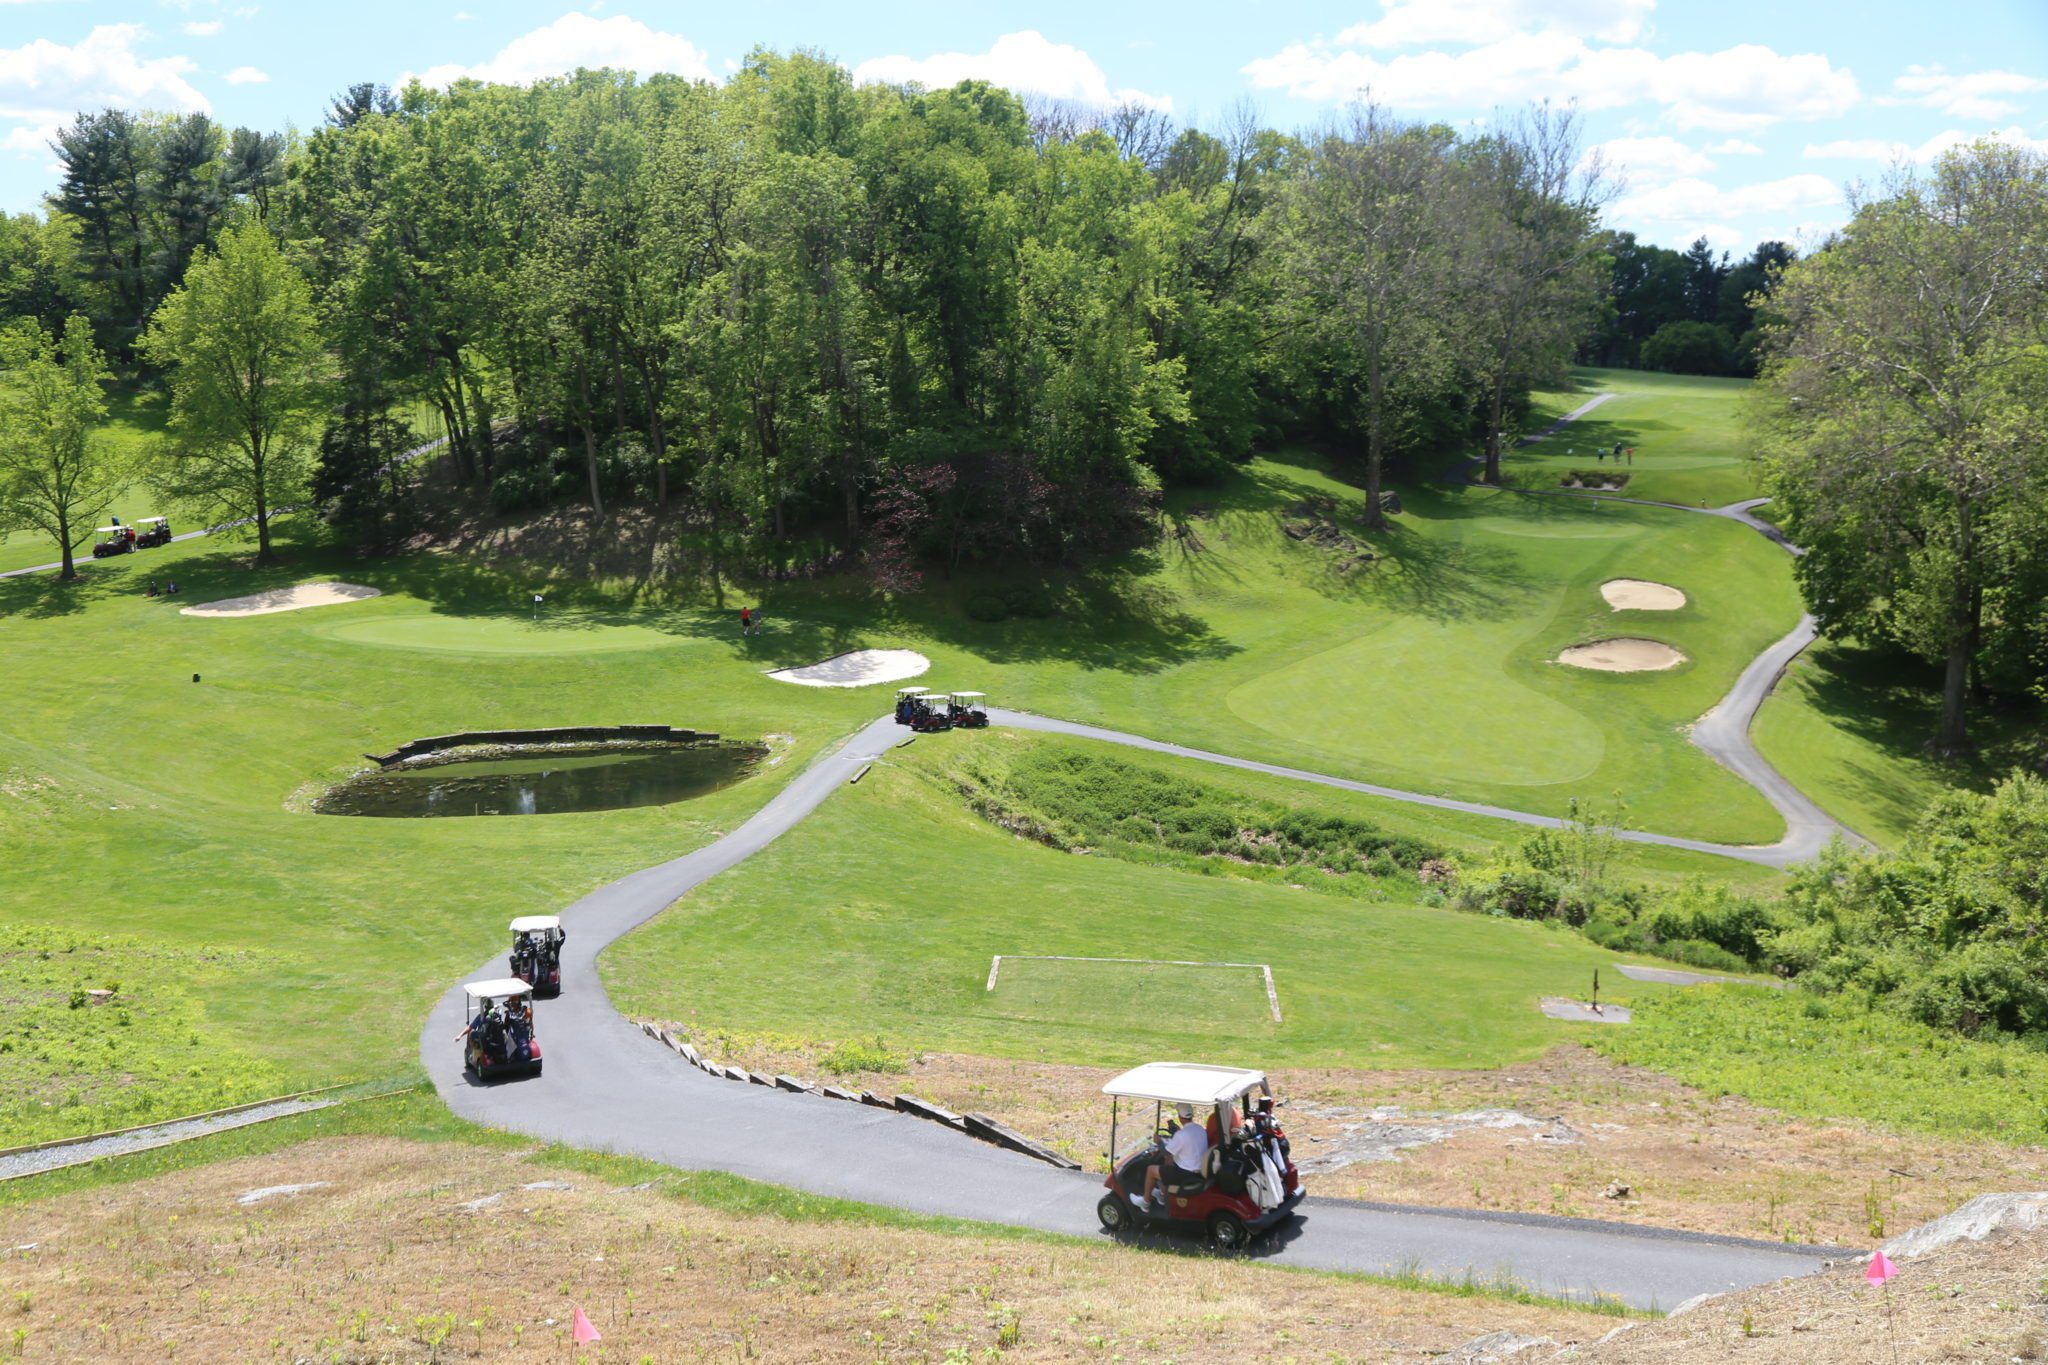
[322,611,679,655]
[181,582,382,617]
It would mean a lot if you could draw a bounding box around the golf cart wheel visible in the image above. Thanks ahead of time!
[1207,1211,1249,1252]
[1096,1195,1130,1235]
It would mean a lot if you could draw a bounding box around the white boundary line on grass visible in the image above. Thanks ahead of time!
[985,954,1282,1024]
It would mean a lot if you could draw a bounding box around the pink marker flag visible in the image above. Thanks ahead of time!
[1865,1249,1899,1286]
[571,1306,602,1345]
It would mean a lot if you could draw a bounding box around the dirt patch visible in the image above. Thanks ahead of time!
[0,1136,1599,1362]
[1601,579,1687,612]
[767,648,931,688]
[180,582,382,617]
[673,1038,2048,1246]
[1557,638,1687,672]
[1577,1225,2048,1362]
[1279,498,1378,573]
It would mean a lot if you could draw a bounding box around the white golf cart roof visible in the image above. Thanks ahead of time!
[463,978,534,1001]
[1102,1062,1268,1106]
[508,915,562,933]
[138,516,168,525]
[96,526,121,534]
[896,686,928,696]
[952,691,985,700]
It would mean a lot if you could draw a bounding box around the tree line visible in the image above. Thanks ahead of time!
[1,56,1610,579]
[1583,232,1795,376]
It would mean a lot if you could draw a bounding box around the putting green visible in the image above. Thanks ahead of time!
[1228,620,1604,787]
[320,611,682,655]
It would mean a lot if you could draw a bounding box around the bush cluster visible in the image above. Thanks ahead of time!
[952,746,1444,893]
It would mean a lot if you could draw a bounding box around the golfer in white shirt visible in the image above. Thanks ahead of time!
[1142,1103,1211,1207]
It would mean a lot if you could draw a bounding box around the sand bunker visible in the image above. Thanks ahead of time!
[1601,578,1687,611]
[181,583,382,618]
[767,648,931,688]
[1556,637,1687,673]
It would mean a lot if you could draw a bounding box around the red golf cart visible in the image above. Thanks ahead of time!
[1095,1062,1303,1250]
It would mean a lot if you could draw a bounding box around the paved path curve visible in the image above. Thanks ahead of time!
[1479,403,1866,859]
[423,717,1836,1310]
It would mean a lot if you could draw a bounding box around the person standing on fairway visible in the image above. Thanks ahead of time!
[739,606,752,636]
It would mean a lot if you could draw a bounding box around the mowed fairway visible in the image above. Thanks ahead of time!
[978,461,1802,843]
[602,749,1668,1071]
[1510,369,1758,508]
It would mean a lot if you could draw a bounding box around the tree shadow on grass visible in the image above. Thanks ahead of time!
[1792,641,2042,807]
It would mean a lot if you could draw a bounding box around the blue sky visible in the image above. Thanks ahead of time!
[2,0,2044,255]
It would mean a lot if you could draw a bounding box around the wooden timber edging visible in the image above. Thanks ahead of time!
[634,1021,1079,1171]
[367,725,719,767]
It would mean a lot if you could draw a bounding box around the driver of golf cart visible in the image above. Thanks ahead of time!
[1140,1103,1209,1208]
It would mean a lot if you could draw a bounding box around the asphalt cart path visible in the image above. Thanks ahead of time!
[425,718,1835,1310]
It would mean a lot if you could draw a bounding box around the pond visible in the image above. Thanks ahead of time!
[313,743,766,818]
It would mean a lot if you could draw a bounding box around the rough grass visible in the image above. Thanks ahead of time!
[1591,987,2048,1143]
[0,923,289,1146]
[1512,368,1760,509]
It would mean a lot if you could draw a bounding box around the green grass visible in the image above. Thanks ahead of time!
[1512,368,1760,509]
[1751,638,2044,847]
[0,367,1803,1139]
[603,743,1706,1072]
[989,957,1280,1035]
[1592,987,2048,1143]
[0,922,292,1146]
[0,386,170,574]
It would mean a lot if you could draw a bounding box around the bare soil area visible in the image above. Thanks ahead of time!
[1576,1225,2048,1362]
[679,1036,2048,1247]
[0,1136,1599,1362]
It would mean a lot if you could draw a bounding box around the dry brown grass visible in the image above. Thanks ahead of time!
[0,1136,1598,1363]
[1575,1226,2048,1363]
[688,1036,2048,1246]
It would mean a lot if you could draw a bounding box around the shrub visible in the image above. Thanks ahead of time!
[965,593,1010,623]
[819,1035,907,1076]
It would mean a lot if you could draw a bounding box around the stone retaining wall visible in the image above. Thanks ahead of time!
[368,725,718,767]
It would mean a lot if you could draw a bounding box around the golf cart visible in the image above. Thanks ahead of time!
[460,978,542,1081]
[909,691,952,733]
[948,692,989,729]
[133,516,173,548]
[894,686,929,725]
[508,914,565,997]
[91,525,135,558]
[1096,1062,1303,1250]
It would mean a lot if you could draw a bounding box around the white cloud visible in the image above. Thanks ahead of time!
[0,24,209,157]
[223,65,268,85]
[182,20,223,36]
[1615,171,1842,246]
[1589,134,1713,187]
[453,9,473,18]
[409,12,713,88]
[1243,34,1856,131]
[1886,65,2048,121]
[853,30,1171,111]
[1705,138,1761,154]
[1337,0,1654,48]
[1804,125,2048,164]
